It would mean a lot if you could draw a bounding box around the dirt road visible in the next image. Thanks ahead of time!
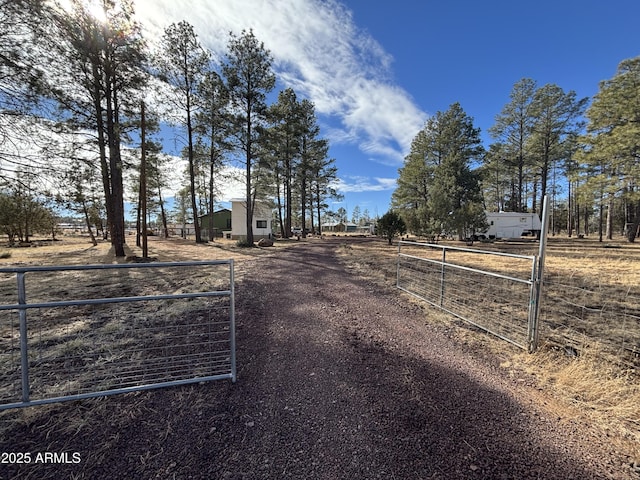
[0,237,634,479]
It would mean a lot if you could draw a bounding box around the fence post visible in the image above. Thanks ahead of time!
[528,195,550,352]
[17,272,30,403]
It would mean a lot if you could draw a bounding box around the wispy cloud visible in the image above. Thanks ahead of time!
[160,154,246,201]
[333,176,397,193]
[134,0,426,165]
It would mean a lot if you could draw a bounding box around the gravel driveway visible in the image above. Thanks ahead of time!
[0,237,635,479]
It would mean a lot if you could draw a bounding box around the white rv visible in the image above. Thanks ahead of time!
[477,212,542,239]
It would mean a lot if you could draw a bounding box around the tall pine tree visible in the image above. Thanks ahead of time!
[223,29,275,245]
[580,56,640,242]
[393,103,485,239]
[490,78,537,212]
[155,21,211,243]
[46,0,147,256]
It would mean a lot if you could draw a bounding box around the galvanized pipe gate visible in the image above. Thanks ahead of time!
[0,260,236,410]
[397,197,549,353]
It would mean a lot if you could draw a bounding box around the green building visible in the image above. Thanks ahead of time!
[199,208,232,239]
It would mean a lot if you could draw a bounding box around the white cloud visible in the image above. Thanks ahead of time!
[133,0,427,165]
[159,154,246,202]
[215,166,246,202]
[333,176,397,193]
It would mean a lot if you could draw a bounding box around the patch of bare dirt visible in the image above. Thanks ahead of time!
[0,236,638,479]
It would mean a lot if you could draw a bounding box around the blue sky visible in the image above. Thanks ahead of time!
[133,0,640,220]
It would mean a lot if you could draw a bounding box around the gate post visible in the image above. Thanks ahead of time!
[528,195,550,352]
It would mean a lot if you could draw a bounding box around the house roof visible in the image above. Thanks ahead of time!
[322,222,358,227]
[230,198,273,205]
[198,208,231,219]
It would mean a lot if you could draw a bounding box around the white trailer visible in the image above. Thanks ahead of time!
[477,212,542,239]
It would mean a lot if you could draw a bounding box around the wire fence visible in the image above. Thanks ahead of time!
[541,277,640,366]
[0,260,236,410]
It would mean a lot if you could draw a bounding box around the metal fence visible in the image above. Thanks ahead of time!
[0,260,235,410]
[541,277,640,366]
[397,241,542,351]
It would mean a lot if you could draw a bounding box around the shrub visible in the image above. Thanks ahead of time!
[235,237,254,248]
[377,211,407,245]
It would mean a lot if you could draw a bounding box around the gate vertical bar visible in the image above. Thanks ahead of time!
[396,241,402,289]
[527,258,538,351]
[17,272,30,403]
[439,247,446,307]
[229,259,237,382]
[528,195,550,352]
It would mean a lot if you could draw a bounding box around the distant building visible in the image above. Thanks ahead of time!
[321,222,358,233]
[198,208,232,239]
[57,223,85,234]
[165,223,195,237]
[230,199,273,240]
[165,202,273,241]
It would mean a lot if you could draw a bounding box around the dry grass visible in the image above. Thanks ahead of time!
[336,235,640,460]
[519,344,639,415]
[0,234,288,266]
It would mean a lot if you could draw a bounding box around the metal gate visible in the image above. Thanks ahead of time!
[397,241,542,351]
[0,260,236,410]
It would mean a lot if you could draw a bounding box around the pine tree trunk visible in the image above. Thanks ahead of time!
[316,183,322,236]
[285,157,292,237]
[276,176,285,238]
[606,194,614,240]
[583,206,589,236]
[135,193,141,247]
[105,80,126,257]
[246,155,254,245]
[627,203,640,243]
[186,107,202,243]
[567,180,573,237]
[140,102,148,258]
[82,199,98,247]
[158,187,169,238]
[300,176,307,237]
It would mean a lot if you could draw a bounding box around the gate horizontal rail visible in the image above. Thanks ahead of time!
[0,260,236,410]
[398,252,534,286]
[397,241,539,350]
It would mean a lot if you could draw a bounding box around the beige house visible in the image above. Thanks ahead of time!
[230,199,273,241]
